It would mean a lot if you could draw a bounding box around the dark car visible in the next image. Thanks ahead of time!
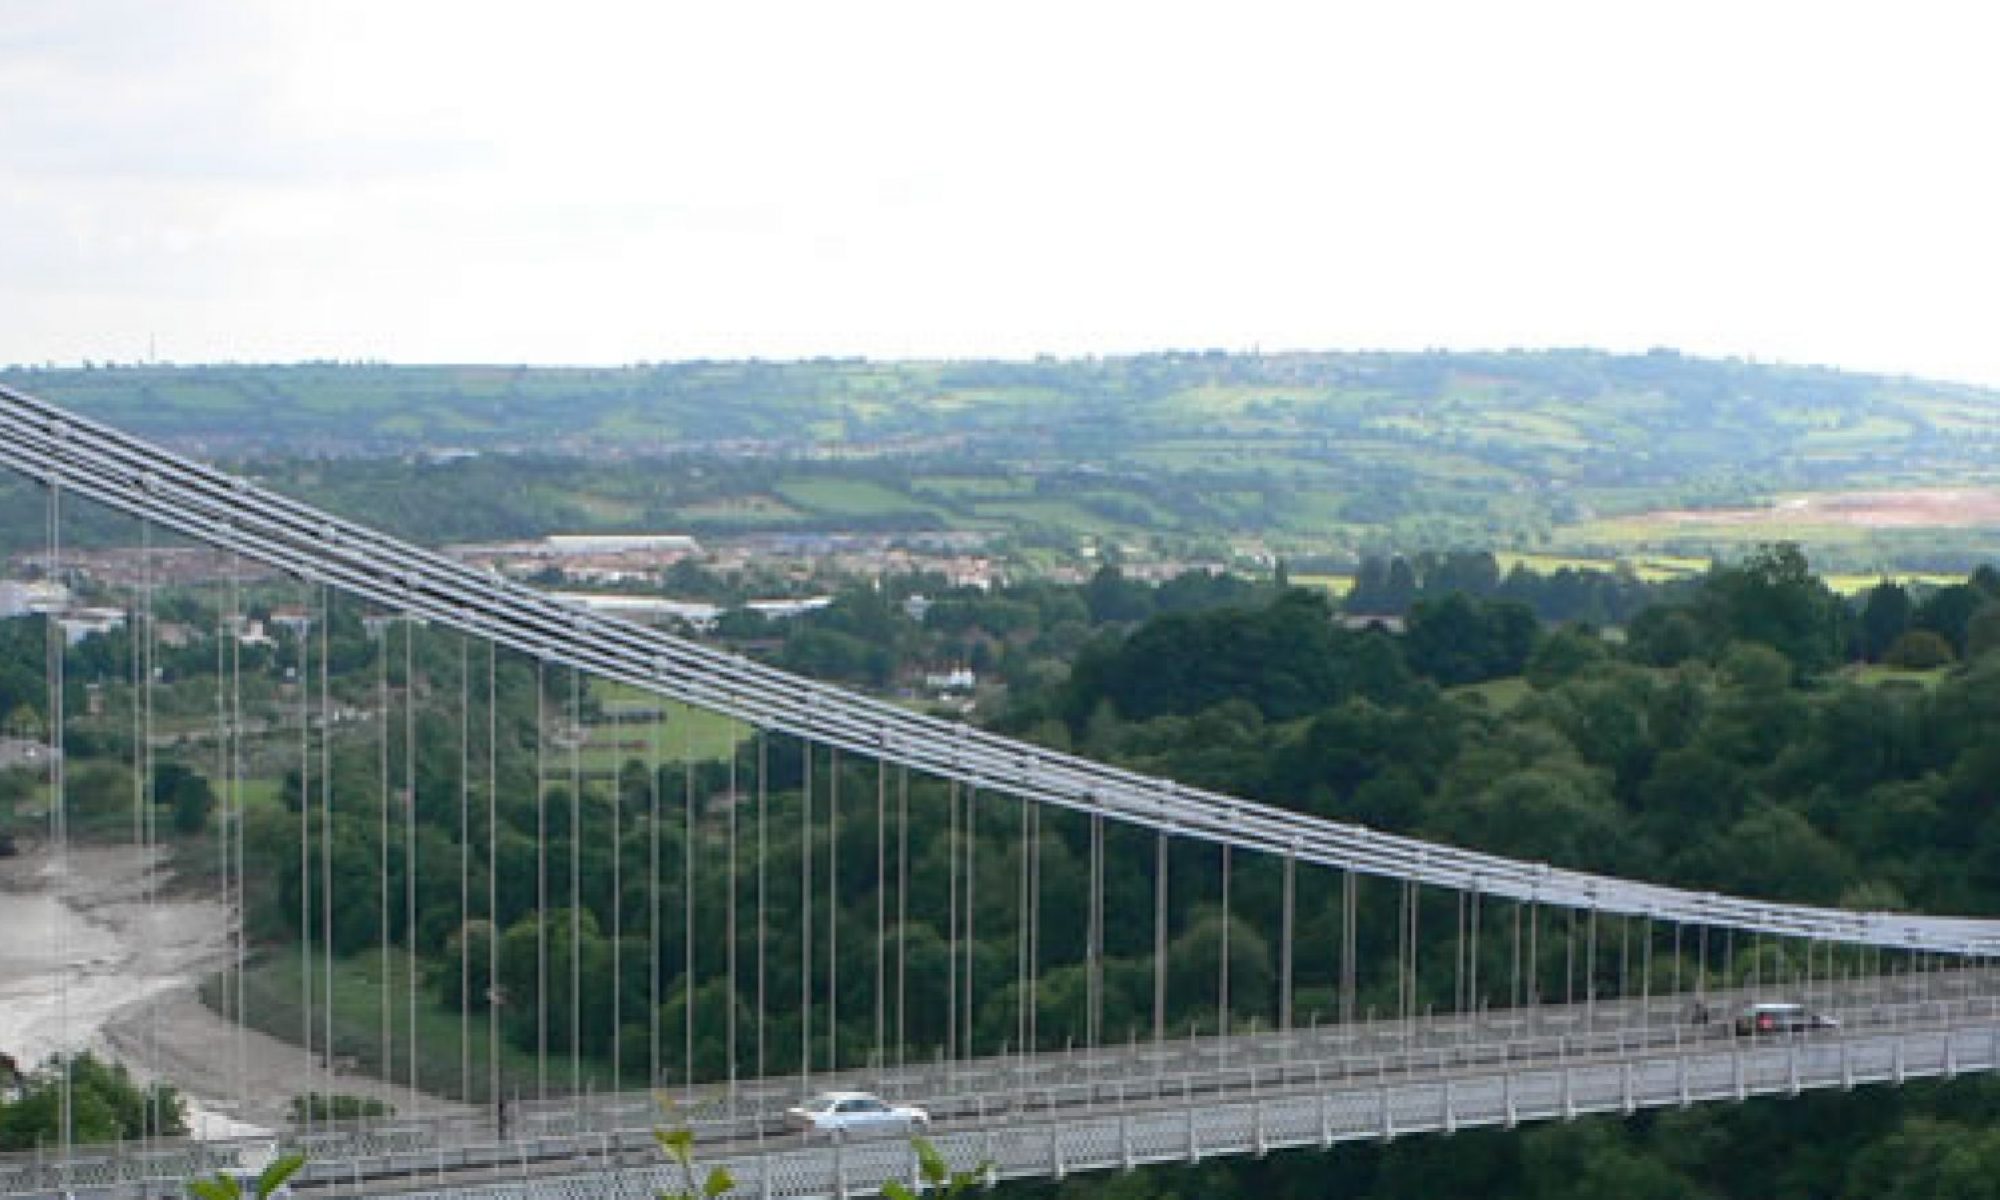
[1733,1001,1838,1036]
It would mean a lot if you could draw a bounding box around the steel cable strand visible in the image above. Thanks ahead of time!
[1,387,1994,955]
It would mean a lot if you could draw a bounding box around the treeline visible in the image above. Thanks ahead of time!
[1346,546,2000,672]
[0,1055,183,1151]
[1345,550,1659,626]
[1018,553,2000,913]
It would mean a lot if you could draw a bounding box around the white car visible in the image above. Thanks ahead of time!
[784,1090,930,1141]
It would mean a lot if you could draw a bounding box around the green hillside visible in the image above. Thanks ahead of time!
[8,351,2000,571]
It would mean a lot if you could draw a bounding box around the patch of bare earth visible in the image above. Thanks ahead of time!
[0,842,464,1135]
[1650,488,2000,529]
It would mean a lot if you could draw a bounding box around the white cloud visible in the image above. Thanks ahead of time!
[3,0,1998,383]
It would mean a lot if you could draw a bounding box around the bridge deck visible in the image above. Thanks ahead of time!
[7,972,1995,1199]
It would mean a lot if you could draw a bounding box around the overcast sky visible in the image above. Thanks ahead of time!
[5,2,1999,384]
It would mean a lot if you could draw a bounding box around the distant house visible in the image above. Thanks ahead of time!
[0,737,58,770]
[923,667,977,694]
[542,534,700,556]
[226,615,274,648]
[0,580,69,618]
[551,592,723,631]
[268,607,314,637]
[59,607,127,646]
[0,1049,22,1097]
[154,620,199,649]
[744,596,834,620]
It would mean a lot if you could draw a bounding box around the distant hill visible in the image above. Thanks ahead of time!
[7,351,2000,571]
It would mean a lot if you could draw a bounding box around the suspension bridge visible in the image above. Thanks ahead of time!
[2,381,1999,1199]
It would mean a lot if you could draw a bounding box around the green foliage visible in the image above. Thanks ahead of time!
[1523,626,1608,690]
[1061,590,1411,728]
[288,1092,394,1123]
[187,1152,305,1200]
[158,762,217,834]
[0,1053,185,1150]
[1884,628,1956,669]
[1403,593,1539,686]
[654,1098,735,1199]
[882,1136,991,1199]
[64,760,137,827]
[24,352,2000,572]
[32,537,2000,1195]
[1857,580,1913,661]
[1696,544,1847,676]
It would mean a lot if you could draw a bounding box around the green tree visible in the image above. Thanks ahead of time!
[0,1053,185,1150]
[1403,593,1539,686]
[1856,580,1913,661]
[1525,625,1609,689]
[64,760,136,826]
[1884,629,1955,670]
[1966,604,2000,662]
[156,762,217,834]
[1694,543,1846,677]
[1915,583,1988,656]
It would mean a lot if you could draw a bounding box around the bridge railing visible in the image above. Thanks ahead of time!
[267,1015,2000,1200]
[6,971,1998,1199]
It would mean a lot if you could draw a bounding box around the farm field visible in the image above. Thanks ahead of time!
[12,350,2000,576]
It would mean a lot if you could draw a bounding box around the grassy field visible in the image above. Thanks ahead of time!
[1450,677,1534,712]
[1843,663,1952,689]
[678,494,803,520]
[1822,572,1966,595]
[232,776,285,810]
[222,948,561,1104]
[1493,551,1710,583]
[1289,573,1354,597]
[568,684,746,776]
[911,474,1034,501]
[771,479,937,519]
